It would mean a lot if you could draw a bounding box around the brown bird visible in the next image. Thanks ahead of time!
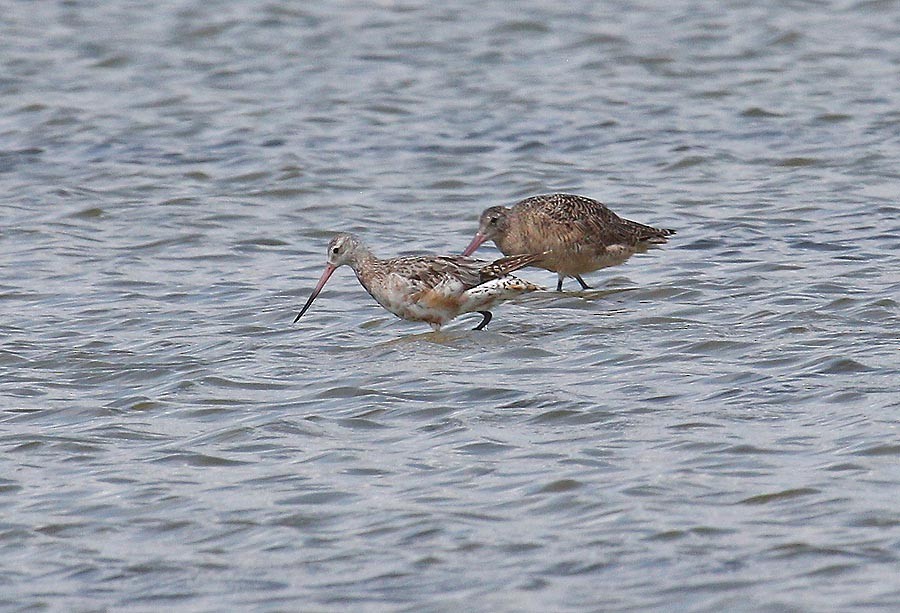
[462,193,675,291]
[294,233,543,331]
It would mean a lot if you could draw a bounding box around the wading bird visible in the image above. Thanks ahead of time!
[294,233,543,331]
[463,193,675,291]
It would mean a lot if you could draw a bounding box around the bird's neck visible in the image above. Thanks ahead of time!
[349,251,382,290]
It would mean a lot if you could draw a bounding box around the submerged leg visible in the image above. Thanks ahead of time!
[473,311,493,330]
[575,275,591,290]
[556,274,565,292]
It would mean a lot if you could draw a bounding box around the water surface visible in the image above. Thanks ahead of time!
[1,1,899,611]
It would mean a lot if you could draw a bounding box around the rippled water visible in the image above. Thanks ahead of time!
[2,1,899,611]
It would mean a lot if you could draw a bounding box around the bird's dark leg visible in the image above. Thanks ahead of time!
[556,274,565,292]
[575,275,591,290]
[473,311,493,330]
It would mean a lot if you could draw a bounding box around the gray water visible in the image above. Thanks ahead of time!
[2,1,899,611]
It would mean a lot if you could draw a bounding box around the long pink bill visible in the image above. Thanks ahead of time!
[293,264,337,323]
[461,232,487,256]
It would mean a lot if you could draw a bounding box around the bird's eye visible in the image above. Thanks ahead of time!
[489,216,498,225]
[331,246,340,254]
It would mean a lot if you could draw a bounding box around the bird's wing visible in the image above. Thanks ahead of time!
[388,256,483,291]
[529,194,673,246]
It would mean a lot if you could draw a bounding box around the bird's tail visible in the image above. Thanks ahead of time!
[637,224,676,244]
[479,252,545,280]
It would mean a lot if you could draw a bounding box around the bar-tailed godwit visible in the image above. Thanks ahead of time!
[293,233,543,331]
[462,193,675,291]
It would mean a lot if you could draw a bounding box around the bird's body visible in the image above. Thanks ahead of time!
[294,233,542,331]
[463,193,675,291]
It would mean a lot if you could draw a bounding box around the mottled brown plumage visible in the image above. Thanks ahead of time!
[463,193,675,291]
[293,233,543,331]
